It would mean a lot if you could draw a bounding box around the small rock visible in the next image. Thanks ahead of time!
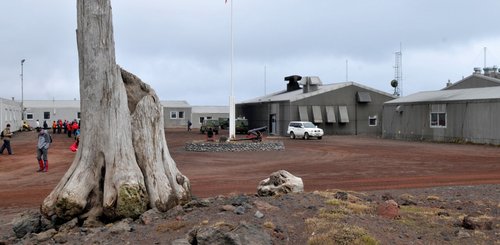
[377,200,400,219]
[220,205,236,212]
[82,219,103,228]
[437,211,450,217]
[334,191,349,201]
[184,198,210,209]
[381,192,393,201]
[140,208,163,225]
[427,195,441,201]
[462,215,493,230]
[253,200,279,212]
[455,229,471,239]
[230,195,249,206]
[399,193,417,206]
[36,228,57,242]
[108,220,132,234]
[59,218,78,232]
[171,239,191,245]
[234,206,246,215]
[53,232,68,243]
[254,211,264,219]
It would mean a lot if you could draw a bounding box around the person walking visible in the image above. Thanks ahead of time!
[0,124,14,155]
[187,120,192,131]
[36,119,40,131]
[36,129,51,172]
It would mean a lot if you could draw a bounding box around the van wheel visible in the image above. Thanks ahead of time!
[304,133,309,140]
[318,136,322,140]
[290,132,295,139]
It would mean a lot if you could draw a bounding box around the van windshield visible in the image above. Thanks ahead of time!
[303,122,316,128]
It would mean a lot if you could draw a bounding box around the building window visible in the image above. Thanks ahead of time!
[178,111,185,119]
[368,116,377,126]
[430,112,446,128]
[206,116,212,120]
[170,111,178,119]
[77,112,81,119]
[199,117,204,124]
[26,113,34,120]
[44,112,50,120]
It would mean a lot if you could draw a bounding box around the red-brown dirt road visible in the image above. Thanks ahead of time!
[1,128,500,217]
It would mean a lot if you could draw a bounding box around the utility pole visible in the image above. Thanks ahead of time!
[21,59,26,120]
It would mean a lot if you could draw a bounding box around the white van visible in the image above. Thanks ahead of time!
[287,121,323,140]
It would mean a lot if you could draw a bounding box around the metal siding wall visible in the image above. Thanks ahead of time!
[24,108,80,128]
[289,85,393,136]
[383,100,500,145]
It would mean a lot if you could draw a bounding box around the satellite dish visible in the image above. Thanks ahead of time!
[390,79,398,88]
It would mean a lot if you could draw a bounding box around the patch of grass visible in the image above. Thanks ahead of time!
[346,202,371,214]
[318,207,351,220]
[306,218,379,245]
[263,221,275,230]
[325,198,342,206]
[325,198,371,215]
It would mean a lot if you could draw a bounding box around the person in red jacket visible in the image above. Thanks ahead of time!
[71,120,79,137]
[57,120,63,134]
[67,121,72,138]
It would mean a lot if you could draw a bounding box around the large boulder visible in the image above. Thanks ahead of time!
[12,211,41,238]
[257,170,304,196]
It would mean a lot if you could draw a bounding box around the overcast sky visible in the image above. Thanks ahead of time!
[1,1,500,106]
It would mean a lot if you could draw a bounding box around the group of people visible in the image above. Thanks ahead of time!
[1,119,81,173]
[46,119,80,138]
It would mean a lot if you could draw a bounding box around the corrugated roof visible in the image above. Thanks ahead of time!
[240,82,394,104]
[192,106,229,114]
[386,86,500,104]
[160,100,190,108]
[444,73,500,90]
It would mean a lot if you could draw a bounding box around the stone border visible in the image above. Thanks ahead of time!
[185,140,285,152]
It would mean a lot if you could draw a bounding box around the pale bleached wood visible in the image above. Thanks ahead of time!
[41,0,190,222]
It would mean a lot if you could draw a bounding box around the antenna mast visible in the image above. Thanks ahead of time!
[393,44,403,96]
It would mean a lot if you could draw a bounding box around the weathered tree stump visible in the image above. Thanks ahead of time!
[41,0,190,222]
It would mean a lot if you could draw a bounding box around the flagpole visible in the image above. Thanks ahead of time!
[229,0,236,140]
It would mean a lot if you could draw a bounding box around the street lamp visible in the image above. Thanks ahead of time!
[21,59,26,120]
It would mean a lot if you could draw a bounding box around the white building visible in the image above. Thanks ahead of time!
[0,98,22,131]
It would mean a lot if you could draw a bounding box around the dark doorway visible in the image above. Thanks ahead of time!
[269,114,276,135]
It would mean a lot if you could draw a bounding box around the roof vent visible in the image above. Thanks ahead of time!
[284,75,302,92]
[300,76,322,93]
[483,67,491,76]
[473,67,482,74]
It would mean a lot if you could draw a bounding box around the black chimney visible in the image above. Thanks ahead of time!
[284,75,302,92]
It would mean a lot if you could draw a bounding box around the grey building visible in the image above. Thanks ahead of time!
[161,101,229,129]
[23,100,81,128]
[382,67,500,145]
[161,101,192,129]
[191,106,229,129]
[16,99,227,130]
[237,75,396,136]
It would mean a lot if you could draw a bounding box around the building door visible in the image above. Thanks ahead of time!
[269,114,276,135]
